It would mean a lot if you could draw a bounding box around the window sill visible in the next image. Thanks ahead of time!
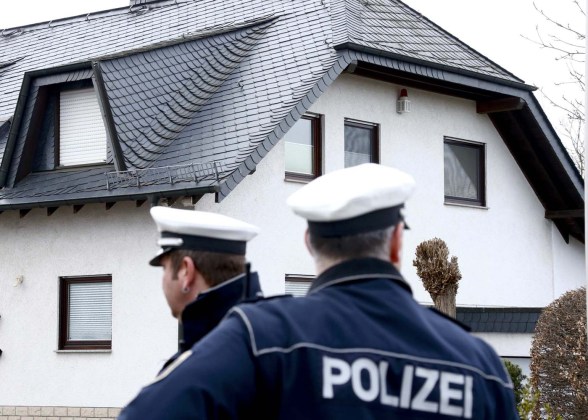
[284,174,316,184]
[444,201,489,210]
[55,349,112,354]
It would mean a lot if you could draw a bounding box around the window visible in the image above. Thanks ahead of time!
[344,119,379,167]
[284,114,322,180]
[285,274,314,297]
[444,138,486,206]
[59,275,112,350]
[58,87,107,167]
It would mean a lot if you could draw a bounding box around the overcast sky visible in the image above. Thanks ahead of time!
[0,0,582,143]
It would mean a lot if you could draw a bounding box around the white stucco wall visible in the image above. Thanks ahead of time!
[198,74,585,359]
[199,73,585,307]
[0,73,584,408]
[0,203,177,407]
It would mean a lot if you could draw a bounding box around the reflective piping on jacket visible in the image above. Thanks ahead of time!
[309,273,406,294]
[231,307,513,389]
[146,350,193,386]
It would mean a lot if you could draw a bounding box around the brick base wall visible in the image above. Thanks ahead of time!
[0,406,121,420]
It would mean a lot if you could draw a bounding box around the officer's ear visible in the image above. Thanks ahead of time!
[177,256,196,288]
[304,229,315,256]
[390,222,404,270]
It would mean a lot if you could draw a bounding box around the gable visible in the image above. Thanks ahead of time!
[0,0,582,241]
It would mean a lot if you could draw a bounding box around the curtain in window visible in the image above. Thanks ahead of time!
[444,143,479,200]
[284,118,313,174]
[344,125,372,167]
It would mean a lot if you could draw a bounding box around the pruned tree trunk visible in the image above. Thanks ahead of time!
[432,284,457,318]
[413,238,461,319]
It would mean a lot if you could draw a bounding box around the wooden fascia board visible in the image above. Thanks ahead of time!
[545,209,584,219]
[476,97,526,114]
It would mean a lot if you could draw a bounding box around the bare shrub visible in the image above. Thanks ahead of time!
[530,287,587,419]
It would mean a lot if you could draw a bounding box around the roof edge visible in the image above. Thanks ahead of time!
[334,42,537,92]
[216,54,353,201]
[0,184,218,212]
[92,61,126,171]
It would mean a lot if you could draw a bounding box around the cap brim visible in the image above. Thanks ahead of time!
[149,247,173,267]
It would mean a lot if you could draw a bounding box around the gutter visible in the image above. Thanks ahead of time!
[0,185,218,212]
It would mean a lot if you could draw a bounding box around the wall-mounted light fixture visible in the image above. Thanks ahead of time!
[396,88,411,114]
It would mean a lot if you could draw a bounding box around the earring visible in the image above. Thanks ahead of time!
[182,287,190,294]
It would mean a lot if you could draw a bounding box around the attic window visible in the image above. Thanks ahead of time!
[58,88,107,167]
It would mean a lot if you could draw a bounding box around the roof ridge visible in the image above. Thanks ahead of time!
[92,13,277,63]
[0,0,184,33]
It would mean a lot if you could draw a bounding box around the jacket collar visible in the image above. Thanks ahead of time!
[180,271,261,351]
[309,258,412,295]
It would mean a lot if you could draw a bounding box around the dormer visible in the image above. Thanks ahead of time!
[0,63,123,188]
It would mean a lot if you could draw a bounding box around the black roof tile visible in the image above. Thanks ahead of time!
[455,307,543,334]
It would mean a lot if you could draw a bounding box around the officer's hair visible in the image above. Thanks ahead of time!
[169,250,246,287]
[308,225,395,262]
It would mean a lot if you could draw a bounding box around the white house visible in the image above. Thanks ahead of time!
[0,0,584,417]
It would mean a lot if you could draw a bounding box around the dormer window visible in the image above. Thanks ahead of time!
[58,87,107,167]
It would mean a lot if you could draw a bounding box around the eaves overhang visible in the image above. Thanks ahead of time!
[0,182,219,213]
[335,42,536,92]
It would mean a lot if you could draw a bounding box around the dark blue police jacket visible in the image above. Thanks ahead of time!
[119,258,518,419]
[159,271,262,373]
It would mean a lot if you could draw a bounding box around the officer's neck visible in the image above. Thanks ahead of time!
[314,257,345,276]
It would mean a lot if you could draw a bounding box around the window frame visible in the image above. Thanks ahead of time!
[284,113,323,182]
[58,275,112,350]
[54,81,108,169]
[443,137,486,207]
[343,118,380,167]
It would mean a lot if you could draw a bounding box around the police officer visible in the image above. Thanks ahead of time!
[148,206,261,373]
[119,165,518,419]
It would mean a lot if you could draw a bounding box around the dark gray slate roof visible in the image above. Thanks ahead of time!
[456,307,542,334]
[0,0,583,241]
[330,0,522,84]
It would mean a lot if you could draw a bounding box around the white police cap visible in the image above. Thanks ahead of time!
[149,206,259,266]
[287,163,415,237]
